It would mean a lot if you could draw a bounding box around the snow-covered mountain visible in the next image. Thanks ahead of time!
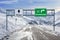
[0,9,60,27]
[0,9,60,39]
[0,8,6,14]
[55,11,60,26]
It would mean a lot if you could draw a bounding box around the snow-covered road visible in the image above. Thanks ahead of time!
[8,25,60,40]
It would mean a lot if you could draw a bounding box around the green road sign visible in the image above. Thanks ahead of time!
[35,8,47,17]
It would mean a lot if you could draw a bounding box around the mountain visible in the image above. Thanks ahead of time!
[55,11,60,26]
[0,8,6,14]
[0,9,60,39]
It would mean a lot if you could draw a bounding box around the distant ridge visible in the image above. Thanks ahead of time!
[0,8,6,14]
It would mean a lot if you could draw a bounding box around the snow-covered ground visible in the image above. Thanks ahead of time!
[8,25,60,40]
[0,13,6,39]
[0,12,28,39]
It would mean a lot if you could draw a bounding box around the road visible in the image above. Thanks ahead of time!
[31,27,60,40]
[8,25,60,40]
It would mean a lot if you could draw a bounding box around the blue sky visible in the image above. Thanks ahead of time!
[0,0,60,8]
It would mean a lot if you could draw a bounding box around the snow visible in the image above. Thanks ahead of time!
[9,31,32,40]
[38,25,60,36]
[8,24,59,40]
[8,25,33,40]
[0,12,28,39]
[7,16,28,32]
[0,9,60,39]
[0,13,6,39]
[55,27,60,33]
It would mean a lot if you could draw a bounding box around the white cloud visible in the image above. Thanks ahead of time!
[0,0,18,4]
[30,0,60,8]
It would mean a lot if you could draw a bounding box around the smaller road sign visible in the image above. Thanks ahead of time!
[6,9,15,16]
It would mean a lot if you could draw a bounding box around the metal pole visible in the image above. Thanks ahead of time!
[6,14,9,40]
[6,15,8,32]
[53,9,55,31]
